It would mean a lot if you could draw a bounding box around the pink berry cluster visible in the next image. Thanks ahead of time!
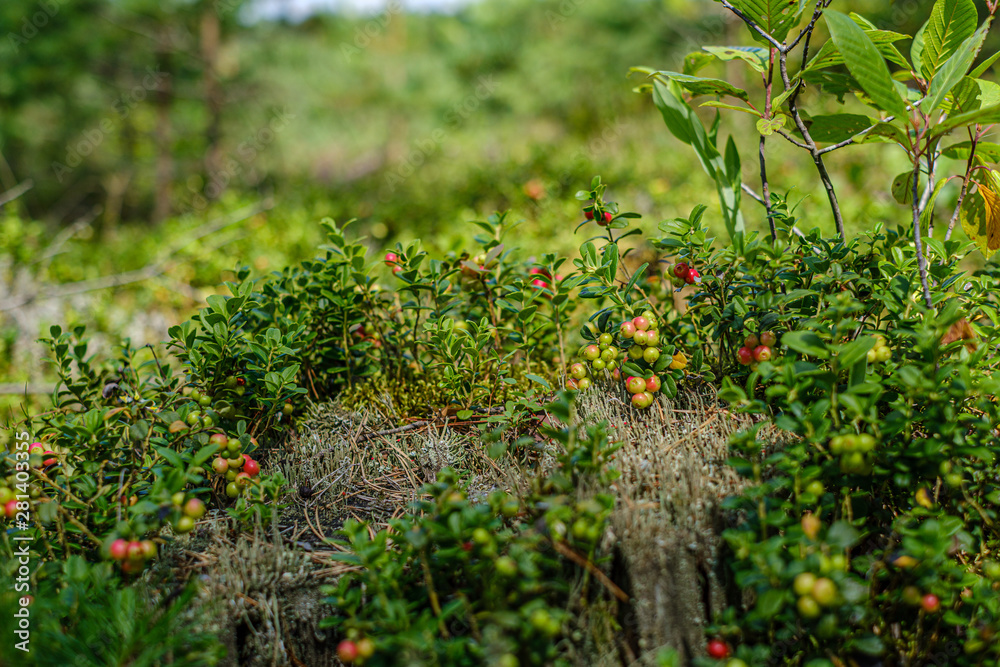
[566,333,621,391]
[108,537,159,574]
[384,251,403,275]
[619,310,662,365]
[209,432,261,499]
[625,374,661,409]
[736,331,777,370]
[529,267,563,298]
[669,262,700,287]
[584,204,614,226]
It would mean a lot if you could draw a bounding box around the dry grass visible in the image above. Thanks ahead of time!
[156,383,760,666]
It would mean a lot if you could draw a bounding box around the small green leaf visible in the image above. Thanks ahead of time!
[702,45,768,73]
[755,115,786,136]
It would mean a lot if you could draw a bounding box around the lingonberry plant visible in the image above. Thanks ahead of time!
[321,393,619,666]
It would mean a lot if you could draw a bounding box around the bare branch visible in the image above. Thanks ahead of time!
[741,182,766,205]
[0,179,34,208]
[775,128,810,150]
[778,52,846,240]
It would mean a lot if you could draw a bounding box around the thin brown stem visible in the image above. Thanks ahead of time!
[912,156,934,309]
[945,128,980,241]
[778,52,846,241]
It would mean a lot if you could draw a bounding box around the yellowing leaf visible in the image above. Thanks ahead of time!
[960,176,1000,257]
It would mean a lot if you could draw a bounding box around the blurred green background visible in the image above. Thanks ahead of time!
[0,0,984,409]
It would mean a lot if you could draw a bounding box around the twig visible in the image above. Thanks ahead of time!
[911,158,934,309]
[779,53,846,240]
[0,179,33,208]
[550,539,630,602]
[945,128,981,241]
[741,183,765,205]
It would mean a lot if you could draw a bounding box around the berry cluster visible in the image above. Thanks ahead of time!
[867,334,892,363]
[735,331,777,369]
[829,433,876,475]
[209,432,261,499]
[793,571,839,619]
[171,492,207,534]
[384,251,402,275]
[625,374,660,409]
[0,486,19,521]
[566,334,620,391]
[529,267,562,297]
[336,637,375,663]
[108,537,158,575]
[620,311,662,364]
[583,205,614,226]
[669,262,700,287]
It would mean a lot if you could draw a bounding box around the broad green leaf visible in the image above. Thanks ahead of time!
[651,79,745,239]
[855,121,908,146]
[941,140,1000,161]
[683,51,716,76]
[921,0,978,78]
[926,23,989,111]
[805,25,910,72]
[731,0,805,45]
[911,21,928,78]
[970,49,1000,77]
[702,45,768,73]
[649,71,749,101]
[806,113,873,143]
[960,173,1000,257]
[932,103,1000,136]
[824,11,908,118]
[782,331,829,358]
[700,101,761,116]
[891,171,916,204]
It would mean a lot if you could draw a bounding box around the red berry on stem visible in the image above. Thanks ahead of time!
[584,209,594,220]
[603,211,613,223]
[760,331,777,347]
[109,539,129,561]
[737,347,753,366]
[384,252,398,266]
[626,377,646,394]
[685,268,700,284]
[921,593,940,613]
[753,345,772,362]
[632,316,650,331]
[243,457,260,477]
[707,639,730,659]
[645,376,661,393]
[744,334,759,349]
[673,262,689,279]
[337,640,359,662]
[620,322,636,338]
